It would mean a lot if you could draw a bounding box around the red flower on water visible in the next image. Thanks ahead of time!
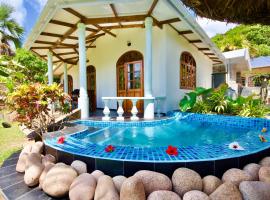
[57,136,65,144]
[233,145,238,149]
[105,145,115,153]
[166,145,178,156]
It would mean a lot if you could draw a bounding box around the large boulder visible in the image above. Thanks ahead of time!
[113,176,127,193]
[183,190,210,200]
[172,168,202,197]
[239,181,270,200]
[71,160,87,175]
[120,176,146,200]
[202,175,222,195]
[16,153,29,173]
[259,157,270,167]
[94,175,119,200]
[69,173,96,200]
[39,163,55,189]
[259,166,270,183]
[42,163,78,198]
[147,190,181,200]
[222,168,252,186]
[91,170,104,181]
[243,163,261,181]
[42,154,56,166]
[134,170,172,195]
[21,144,32,154]
[31,141,44,154]
[24,153,44,187]
[209,182,242,200]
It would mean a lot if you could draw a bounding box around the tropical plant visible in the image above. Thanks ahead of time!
[0,3,23,55]
[6,83,71,139]
[179,83,270,118]
[212,25,270,57]
[0,49,47,92]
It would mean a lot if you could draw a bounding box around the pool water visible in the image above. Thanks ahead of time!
[79,119,255,147]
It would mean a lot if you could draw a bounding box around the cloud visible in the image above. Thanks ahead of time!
[0,0,26,26]
[196,17,237,37]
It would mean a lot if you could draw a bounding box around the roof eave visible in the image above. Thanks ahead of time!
[167,0,226,63]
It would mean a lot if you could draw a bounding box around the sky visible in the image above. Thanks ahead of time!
[3,0,237,43]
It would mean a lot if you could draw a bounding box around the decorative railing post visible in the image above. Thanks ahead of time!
[102,99,110,121]
[131,99,139,121]
[117,99,124,121]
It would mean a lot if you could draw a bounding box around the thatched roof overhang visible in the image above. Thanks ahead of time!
[181,0,270,25]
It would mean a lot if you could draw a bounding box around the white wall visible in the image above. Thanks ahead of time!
[61,25,213,113]
[164,25,213,111]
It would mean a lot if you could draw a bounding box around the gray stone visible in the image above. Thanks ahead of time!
[259,166,270,184]
[71,160,87,175]
[24,153,44,187]
[239,181,270,200]
[202,175,222,195]
[39,163,55,189]
[31,141,44,154]
[209,182,242,200]
[42,163,78,198]
[94,175,119,200]
[69,173,96,200]
[172,168,202,197]
[260,157,270,167]
[91,170,104,181]
[16,152,28,173]
[222,168,252,186]
[134,170,172,196]
[243,163,261,181]
[147,190,181,200]
[183,190,209,200]
[113,175,127,193]
[120,176,146,200]
[42,154,56,166]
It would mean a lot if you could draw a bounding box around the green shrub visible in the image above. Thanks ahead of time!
[179,84,270,118]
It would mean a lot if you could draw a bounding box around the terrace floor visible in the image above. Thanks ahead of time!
[0,151,67,200]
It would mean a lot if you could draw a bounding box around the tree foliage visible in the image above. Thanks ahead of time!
[212,25,270,57]
[0,48,47,91]
[0,3,23,54]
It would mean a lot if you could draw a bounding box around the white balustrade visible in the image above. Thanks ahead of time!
[130,99,139,121]
[116,99,124,121]
[102,97,155,121]
[102,99,111,121]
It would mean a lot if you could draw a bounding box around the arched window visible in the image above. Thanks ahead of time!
[180,52,196,89]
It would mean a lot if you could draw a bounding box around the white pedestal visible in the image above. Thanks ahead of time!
[144,99,155,119]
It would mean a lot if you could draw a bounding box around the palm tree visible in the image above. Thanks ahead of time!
[0,3,23,56]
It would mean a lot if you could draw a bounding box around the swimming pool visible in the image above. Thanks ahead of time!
[44,112,270,177]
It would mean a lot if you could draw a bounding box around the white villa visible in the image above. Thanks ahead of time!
[24,0,226,120]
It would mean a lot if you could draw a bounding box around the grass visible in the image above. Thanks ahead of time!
[0,120,26,166]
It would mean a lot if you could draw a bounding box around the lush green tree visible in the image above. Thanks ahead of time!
[0,3,23,55]
[212,25,270,57]
[0,49,47,91]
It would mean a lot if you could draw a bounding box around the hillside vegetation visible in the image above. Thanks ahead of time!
[212,25,270,57]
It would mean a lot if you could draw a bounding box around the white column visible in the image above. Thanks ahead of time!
[47,51,53,85]
[144,17,153,97]
[77,23,89,119]
[144,17,155,119]
[63,63,68,93]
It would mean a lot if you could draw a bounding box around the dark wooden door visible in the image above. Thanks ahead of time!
[87,65,96,112]
[117,61,144,113]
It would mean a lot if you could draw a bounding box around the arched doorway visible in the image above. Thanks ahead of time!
[116,50,144,113]
[68,75,73,95]
[87,65,96,112]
